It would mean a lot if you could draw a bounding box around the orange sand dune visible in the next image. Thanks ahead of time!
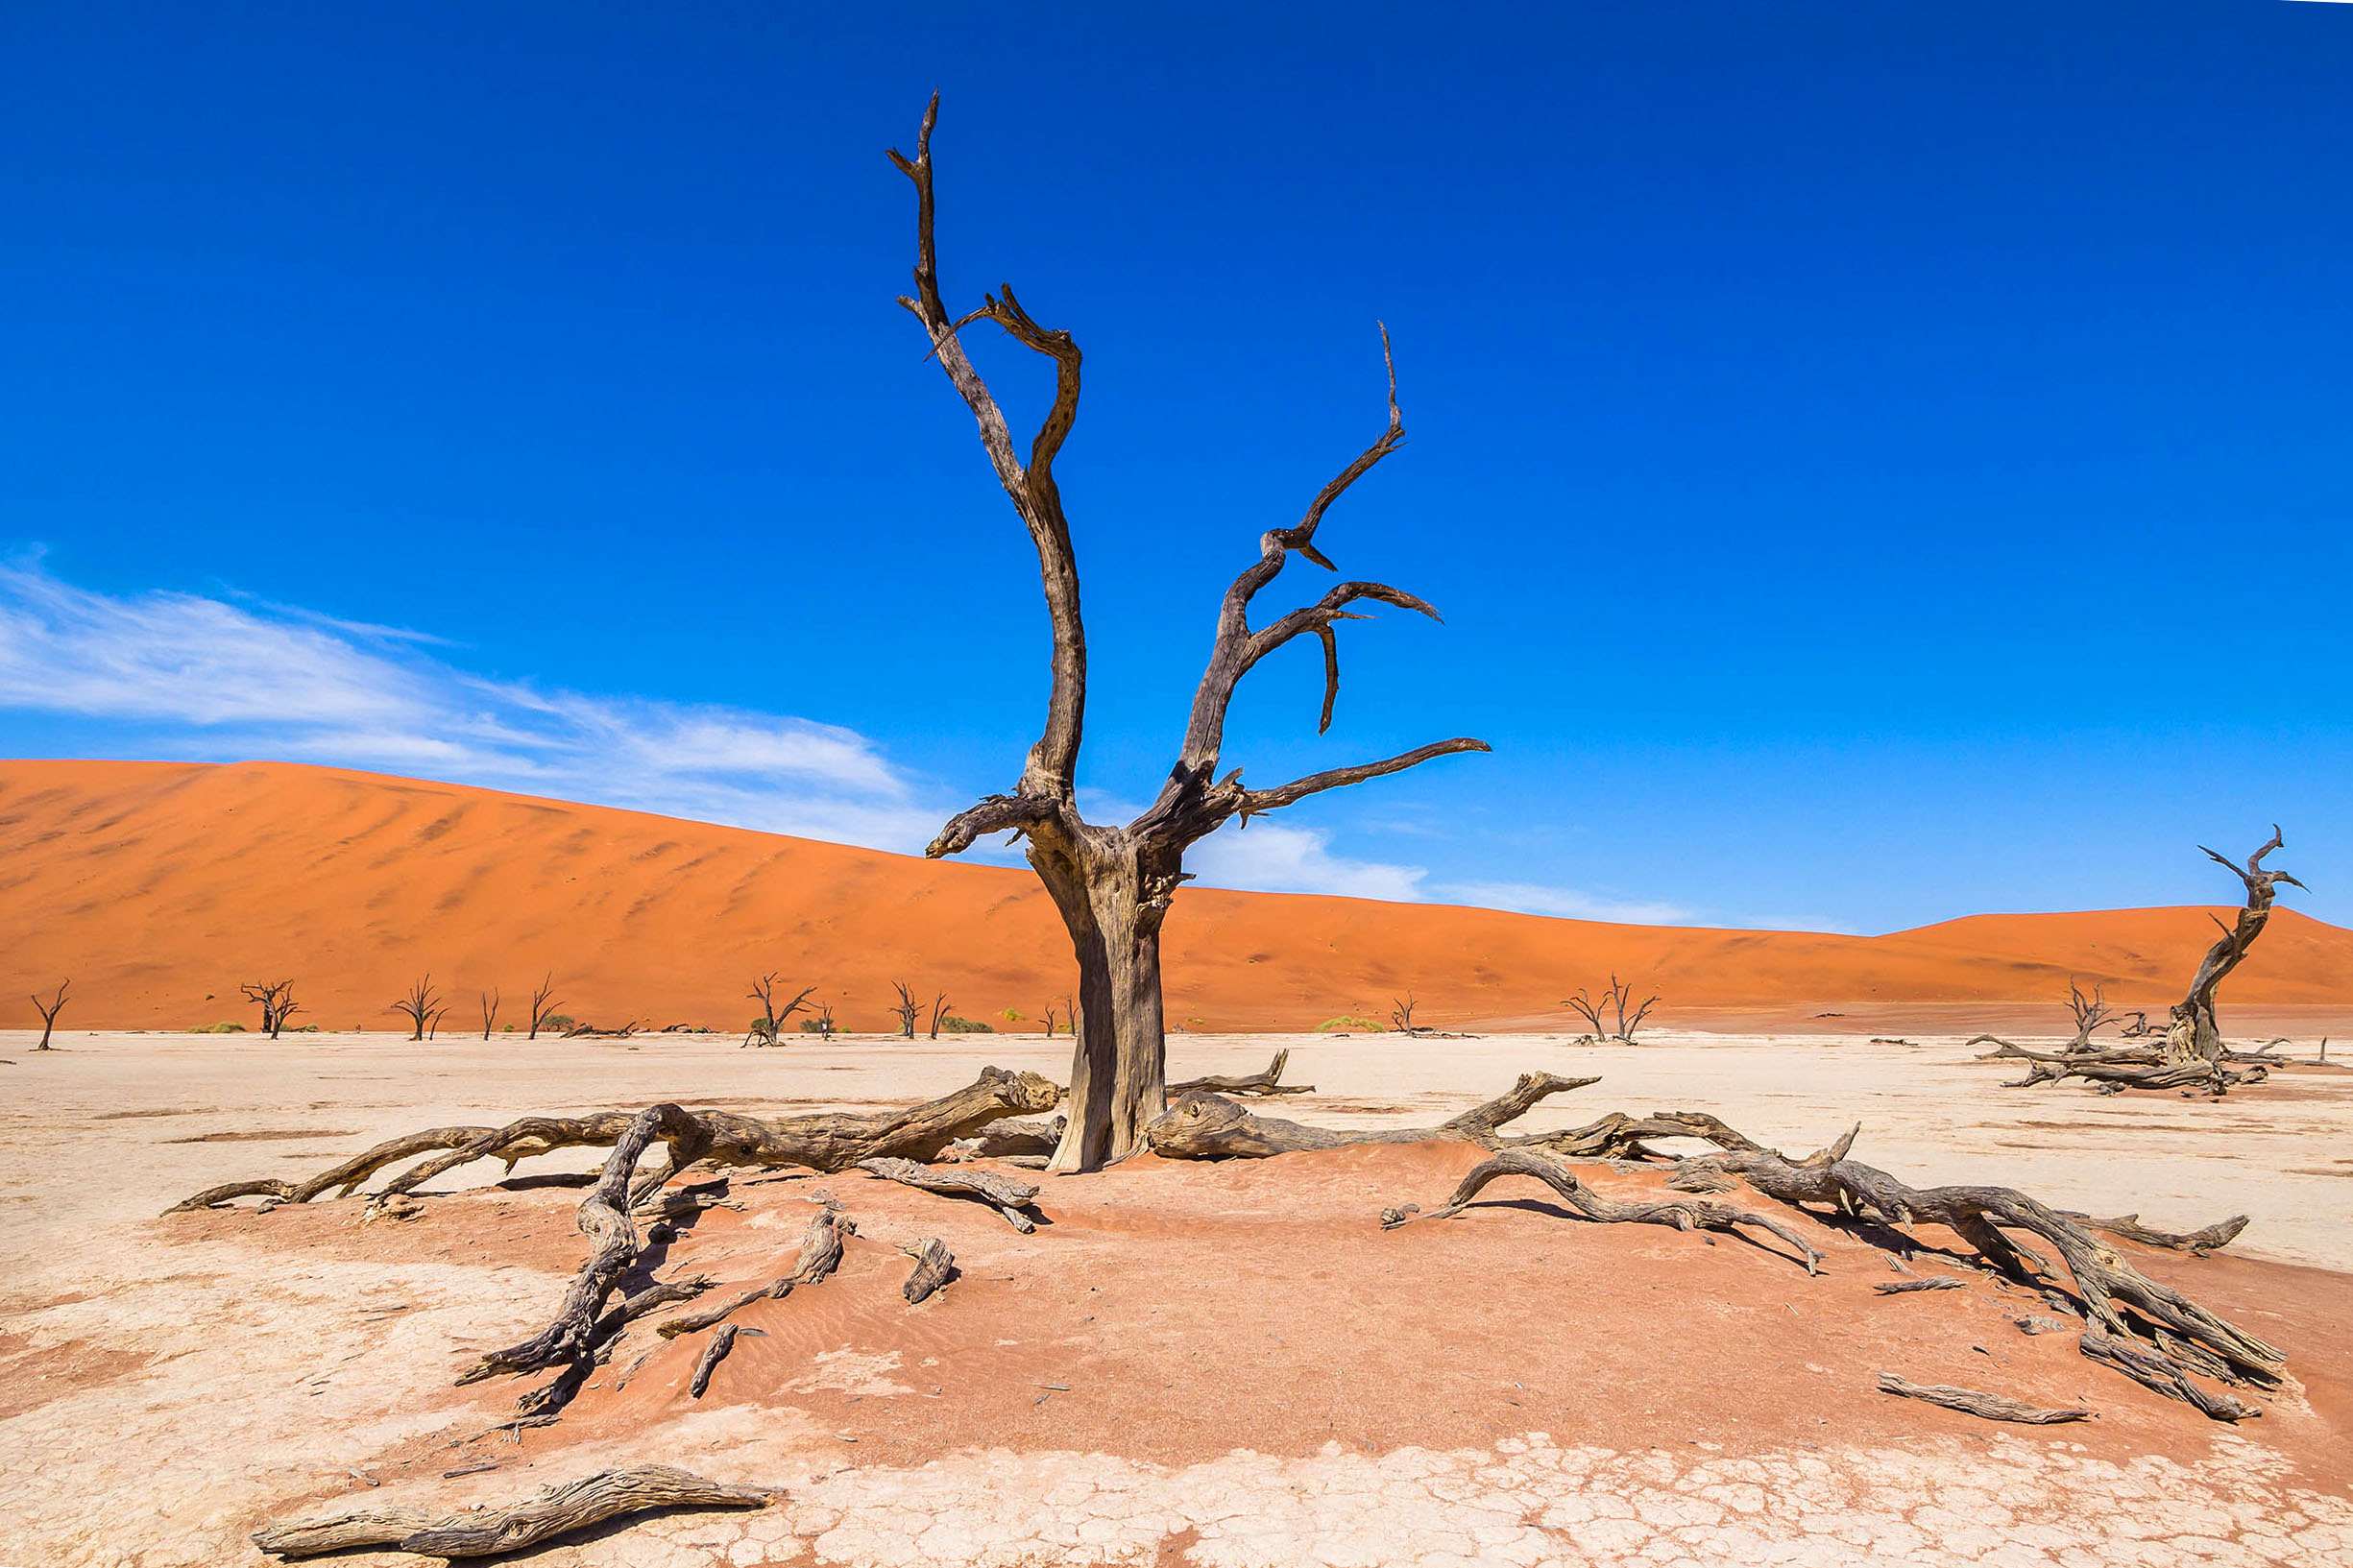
[4,759,2349,1033]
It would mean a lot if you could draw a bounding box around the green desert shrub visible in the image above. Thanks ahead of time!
[190,1021,247,1033]
[935,1014,994,1033]
[1317,1015,1382,1032]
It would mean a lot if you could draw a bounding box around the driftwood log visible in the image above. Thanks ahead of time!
[1168,1049,1315,1098]
[2066,1210,2248,1256]
[856,1156,1042,1231]
[1376,1147,1824,1271]
[251,1465,769,1559]
[1876,1374,2091,1425]
[169,1067,1062,1213]
[1145,1071,1598,1158]
[944,1115,1066,1163]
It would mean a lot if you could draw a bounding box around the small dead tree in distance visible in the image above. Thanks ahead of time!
[744,973,815,1049]
[240,979,301,1039]
[391,975,448,1042]
[888,981,921,1040]
[479,988,501,1040]
[1563,975,1659,1042]
[528,974,564,1040]
[30,978,69,1050]
[1042,1001,1063,1038]
[1389,994,1421,1035]
[807,1001,837,1040]
[929,993,951,1041]
[895,96,1487,1170]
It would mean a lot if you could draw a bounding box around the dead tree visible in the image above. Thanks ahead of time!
[1042,1001,1062,1038]
[2065,978,2116,1053]
[29,978,68,1050]
[1168,1049,1314,1097]
[894,96,1487,1170]
[390,975,447,1042]
[808,1001,837,1040]
[744,973,815,1048]
[929,992,951,1040]
[2167,828,2304,1069]
[888,981,921,1040]
[1563,975,1660,1041]
[527,974,563,1040]
[478,988,500,1040]
[240,979,301,1039]
[1388,995,1421,1035]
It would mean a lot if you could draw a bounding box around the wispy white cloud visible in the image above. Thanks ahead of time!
[0,557,942,849]
[1426,879,1697,925]
[1188,819,1431,904]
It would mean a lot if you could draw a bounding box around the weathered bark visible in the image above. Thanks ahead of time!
[251,1465,769,1559]
[1873,1277,1966,1295]
[944,1114,1066,1162]
[2080,1328,2261,1421]
[1377,1147,1824,1271]
[1876,1374,2090,1425]
[901,1239,956,1304]
[892,95,1487,1170]
[2167,828,2304,1069]
[857,1156,1042,1232]
[1145,1072,1598,1159]
[168,1068,1063,1215]
[1169,1049,1314,1098]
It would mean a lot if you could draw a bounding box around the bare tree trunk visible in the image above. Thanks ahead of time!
[32,978,69,1050]
[1032,832,1170,1171]
[2166,829,2304,1069]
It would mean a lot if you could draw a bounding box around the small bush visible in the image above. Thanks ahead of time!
[190,1021,248,1033]
[540,1014,578,1032]
[502,1023,516,1032]
[798,1017,830,1031]
[1000,1007,1024,1022]
[936,1014,994,1033]
[1317,1015,1382,1032]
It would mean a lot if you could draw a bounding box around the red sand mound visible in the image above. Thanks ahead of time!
[4,758,2349,1032]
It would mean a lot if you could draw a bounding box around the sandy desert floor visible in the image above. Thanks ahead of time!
[3,1027,2349,1568]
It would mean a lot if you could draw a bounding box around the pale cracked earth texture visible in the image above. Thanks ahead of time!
[3,1030,2349,1567]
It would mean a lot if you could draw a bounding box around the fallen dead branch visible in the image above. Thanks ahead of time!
[250,1464,769,1559]
[1377,1147,1824,1272]
[2065,1210,2248,1256]
[857,1155,1041,1231]
[170,1067,1062,1213]
[688,1324,740,1398]
[1167,1048,1315,1098]
[656,1206,853,1339]
[902,1238,955,1303]
[1876,1373,2091,1425]
[1145,1071,1598,1158]
[1873,1277,1965,1295]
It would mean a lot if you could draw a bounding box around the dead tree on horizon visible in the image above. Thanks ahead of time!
[1563,975,1660,1042]
[744,974,815,1049]
[479,988,501,1041]
[390,975,448,1042]
[894,95,1487,1170]
[1389,995,1422,1035]
[929,993,952,1040]
[30,978,69,1050]
[528,974,564,1040]
[888,981,921,1040]
[240,979,301,1039]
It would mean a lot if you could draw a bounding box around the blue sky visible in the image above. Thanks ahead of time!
[2,2,2348,934]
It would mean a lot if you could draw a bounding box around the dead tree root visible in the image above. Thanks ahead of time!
[856,1155,1042,1231]
[1378,1147,1825,1272]
[1877,1373,2091,1425]
[251,1464,770,1559]
[655,1206,854,1339]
